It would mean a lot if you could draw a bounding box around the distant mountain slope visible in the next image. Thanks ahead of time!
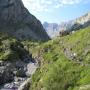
[0,0,50,41]
[75,12,90,24]
[43,12,90,38]
[69,12,90,32]
[30,26,90,90]
[43,22,59,38]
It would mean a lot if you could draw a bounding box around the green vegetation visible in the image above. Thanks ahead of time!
[21,40,41,56]
[0,26,90,90]
[30,27,90,90]
[0,33,28,61]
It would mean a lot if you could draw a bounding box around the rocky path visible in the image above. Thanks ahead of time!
[0,60,38,90]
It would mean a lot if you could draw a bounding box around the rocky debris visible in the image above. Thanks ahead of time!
[0,61,4,66]
[0,36,39,89]
[15,68,27,77]
[63,48,77,60]
[0,56,38,90]
[0,77,27,90]
[63,47,84,66]
[0,0,50,41]
[0,61,14,84]
[18,78,31,90]
[0,66,14,85]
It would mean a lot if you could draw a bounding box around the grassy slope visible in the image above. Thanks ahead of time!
[30,27,90,90]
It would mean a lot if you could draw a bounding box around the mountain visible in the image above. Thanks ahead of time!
[0,0,50,41]
[0,1,90,89]
[43,21,74,38]
[30,26,90,90]
[75,12,90,25]
[43,12,90,38]
[68,12,90,32]
[43,22,59,38]
[59,12,90,32]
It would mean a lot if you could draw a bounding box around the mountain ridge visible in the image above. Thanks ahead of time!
[43,12,90,38]
[0,0,50,41]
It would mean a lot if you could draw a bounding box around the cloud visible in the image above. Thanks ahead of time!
[22,0,89,13]
[22,0,52,13]
[59,0,82,5]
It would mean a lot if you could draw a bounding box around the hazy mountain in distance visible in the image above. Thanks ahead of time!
[43,12,90,38]
[43,22,59,38]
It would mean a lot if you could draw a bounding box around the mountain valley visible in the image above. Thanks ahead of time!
[0,0,90,90]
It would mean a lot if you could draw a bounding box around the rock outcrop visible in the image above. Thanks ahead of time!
[0,61,14,85]
[0,53,38,90]
[0,0,50,41]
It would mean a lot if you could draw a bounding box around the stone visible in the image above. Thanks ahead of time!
[0,67,14,85]
[0,61,4,66]
[15,69,26,77]
[18,78,31,90]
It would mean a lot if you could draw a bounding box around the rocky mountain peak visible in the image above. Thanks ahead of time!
[43,12,90,38]
[75,12,90,24]
[0,0,50,41]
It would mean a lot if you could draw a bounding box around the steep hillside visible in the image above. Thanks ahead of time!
[30,27,90,90]
[0,0,50,41]
[0,33,38,89]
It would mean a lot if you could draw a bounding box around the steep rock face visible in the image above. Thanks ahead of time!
[0,0,50,41]
[43,21,74,38]
[75,12,90,24]
[43,22,59,38]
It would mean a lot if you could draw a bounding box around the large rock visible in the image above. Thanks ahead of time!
[18,78,31,90]
[0,62,14,85]
[0,0,50,41]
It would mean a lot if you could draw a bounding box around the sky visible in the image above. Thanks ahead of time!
[22,0,90,23]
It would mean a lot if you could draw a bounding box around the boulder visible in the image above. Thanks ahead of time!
[18,78,31,90]
[0,66,14,85]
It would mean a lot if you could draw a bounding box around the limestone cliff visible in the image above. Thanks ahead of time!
[0,0,50,41]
